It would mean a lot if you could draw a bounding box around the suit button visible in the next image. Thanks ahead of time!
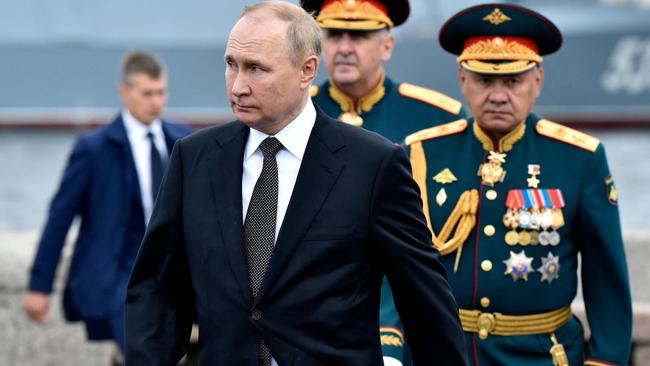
[484,225,496,236]
[486,190,498,200]
[251,310,262,321]
[481,260,493,272]
[480,297,491,308]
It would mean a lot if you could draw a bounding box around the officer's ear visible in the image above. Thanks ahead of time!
[533,66,545,98]
[380,30,395,62]
[458,67,469,96]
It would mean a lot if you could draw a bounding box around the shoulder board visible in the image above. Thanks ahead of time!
[309,85,320,97]
[536,119,600,152]
[398,83,463,115]
[405,119,468,146]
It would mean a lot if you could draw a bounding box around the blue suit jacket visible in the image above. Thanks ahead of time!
[29,114,192,321]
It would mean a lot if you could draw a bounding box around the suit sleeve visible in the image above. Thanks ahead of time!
[370,145,468,366]
[29,137,92,293]
[125,140,194,366]
[578,144,632,366]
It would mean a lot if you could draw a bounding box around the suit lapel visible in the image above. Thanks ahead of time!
[162,121,176,153]
[106,115,144,222]
[256,110,346,303]
[206,122,253,305]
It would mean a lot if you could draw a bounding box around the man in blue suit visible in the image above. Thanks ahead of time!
[23,51,192,361]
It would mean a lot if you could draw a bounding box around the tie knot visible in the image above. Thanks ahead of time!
[259,137,283,158]
[146,131,155,140]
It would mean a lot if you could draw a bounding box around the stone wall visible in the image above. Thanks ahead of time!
[1,231,648,365]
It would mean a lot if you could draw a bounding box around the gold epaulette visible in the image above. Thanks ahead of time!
[536,119,600,152]
[405,119,468,146]
[398,83,463,115]
[309,85,319,97]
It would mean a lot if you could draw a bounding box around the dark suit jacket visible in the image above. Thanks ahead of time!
[125,108,467,365]
[29,114,191,323]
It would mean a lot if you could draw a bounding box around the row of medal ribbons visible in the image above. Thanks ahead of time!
[502,189,566,246]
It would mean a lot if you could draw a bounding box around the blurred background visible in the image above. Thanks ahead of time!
[1,0,649,364]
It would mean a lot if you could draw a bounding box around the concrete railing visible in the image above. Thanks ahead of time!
[2,231,649,365]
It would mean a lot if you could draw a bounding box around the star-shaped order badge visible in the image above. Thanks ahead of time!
[503,250,534,281]
[537,252,560,284]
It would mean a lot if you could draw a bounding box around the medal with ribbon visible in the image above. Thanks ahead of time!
[504,188,565,247]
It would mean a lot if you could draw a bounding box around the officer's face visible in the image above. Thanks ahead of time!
[460,67,544,138]
[119,73,167,124]
[225,11,318,135]
[323,29,394,88]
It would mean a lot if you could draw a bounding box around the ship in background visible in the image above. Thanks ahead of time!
[0,0,648,128]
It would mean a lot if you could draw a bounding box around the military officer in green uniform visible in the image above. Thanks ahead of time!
[391,3,632,365]
[301,0,465,144]
[300,1,466,364]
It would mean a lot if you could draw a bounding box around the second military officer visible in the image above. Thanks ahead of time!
[398,3,632,366]
[301,0,465,143]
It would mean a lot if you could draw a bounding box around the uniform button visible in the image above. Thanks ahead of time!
[484,225,496,236]
[486,190,498,200]
[251,310,262,321]
[481,260,493,272]
[480,297,491,308]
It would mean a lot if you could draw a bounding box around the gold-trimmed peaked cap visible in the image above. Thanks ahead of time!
[438,4,562,74]
[300,0,409,30]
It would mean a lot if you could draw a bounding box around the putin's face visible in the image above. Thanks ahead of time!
[225,11,317,135]
[460,67,543,138]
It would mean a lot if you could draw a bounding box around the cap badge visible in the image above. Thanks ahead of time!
[346,0,357,9]
[483,8,512,26]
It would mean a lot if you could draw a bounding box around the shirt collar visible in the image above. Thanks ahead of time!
[244,98,317,161]
[122,109,163,139]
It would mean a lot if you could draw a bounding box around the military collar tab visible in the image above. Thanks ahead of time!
[473,120,526,152]
[328,72,386,114]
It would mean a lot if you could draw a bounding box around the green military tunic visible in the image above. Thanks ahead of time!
[310,75,465,144]
[396,113,632,365]
[312,75,465,362]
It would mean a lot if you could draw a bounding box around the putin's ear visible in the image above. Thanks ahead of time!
[300,55,319,88]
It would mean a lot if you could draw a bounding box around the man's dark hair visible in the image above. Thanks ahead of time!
[121,51,165,85]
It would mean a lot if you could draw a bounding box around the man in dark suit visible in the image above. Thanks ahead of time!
[125,2,467,365]
[24,51,191,361]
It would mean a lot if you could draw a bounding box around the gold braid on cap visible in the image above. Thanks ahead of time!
[317,0,393,30]
[457,37,542,64]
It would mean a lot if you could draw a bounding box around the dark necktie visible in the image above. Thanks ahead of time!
[147,132,164,202]
[243,136,283,366]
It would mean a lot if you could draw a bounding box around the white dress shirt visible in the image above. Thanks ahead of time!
[122,110,168,223]
[242,98,316,241]
[240,100,400,365]
[241,99,316,366]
